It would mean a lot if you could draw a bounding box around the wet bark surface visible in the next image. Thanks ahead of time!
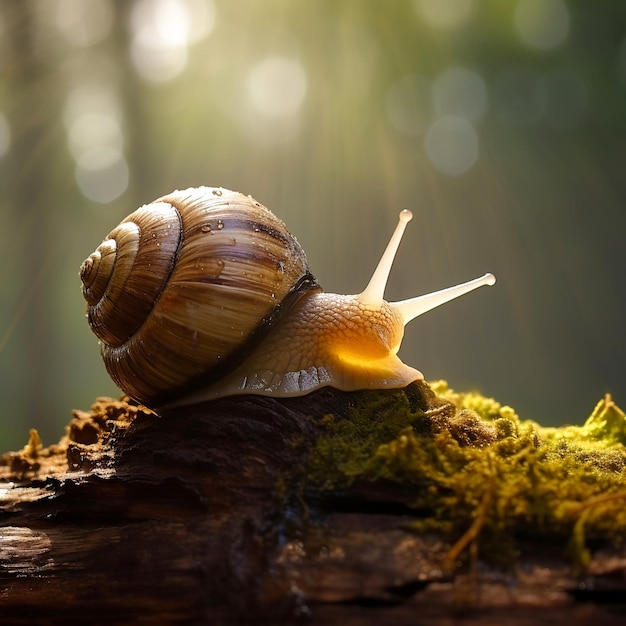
[1,383,625,625]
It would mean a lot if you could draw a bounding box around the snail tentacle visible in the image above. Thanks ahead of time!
[357,209,495,325]
[392,273,496,325]
[358,209,413,306]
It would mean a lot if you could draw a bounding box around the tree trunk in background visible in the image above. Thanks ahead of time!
[112,0,159,202]
[1,1,167,448]
[1,384,625,625]
[3,1,64,439]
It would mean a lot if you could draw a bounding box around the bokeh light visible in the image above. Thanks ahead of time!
[432,66,488,123]
[63,83,126,203]
[424,115,479,176]
[514,0,570,50]
[129,0,215,83]
[63,83,122,129]
[247,56,308,118]
[75,147,129,203]
[67,113,124,160]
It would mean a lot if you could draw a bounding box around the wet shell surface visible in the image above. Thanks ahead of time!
[79,187,319,406]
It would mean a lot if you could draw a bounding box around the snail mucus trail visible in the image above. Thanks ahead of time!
[80,187,496,409]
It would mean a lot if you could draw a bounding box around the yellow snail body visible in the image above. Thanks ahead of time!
[80,186,495,408]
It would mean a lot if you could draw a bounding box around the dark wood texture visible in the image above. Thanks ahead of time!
[1,384,625,625]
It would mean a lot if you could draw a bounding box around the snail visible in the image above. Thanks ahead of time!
[80,186,495,408]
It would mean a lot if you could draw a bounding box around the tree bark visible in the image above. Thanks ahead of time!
[1,383,625,625]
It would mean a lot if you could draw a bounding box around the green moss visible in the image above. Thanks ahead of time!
[303,381,626,569]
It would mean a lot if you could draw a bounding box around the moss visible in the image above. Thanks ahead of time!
[303,381,626,569]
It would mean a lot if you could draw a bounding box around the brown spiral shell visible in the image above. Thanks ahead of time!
[79,186,319,407]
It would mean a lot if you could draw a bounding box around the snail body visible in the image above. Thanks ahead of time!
[80,186,495,408]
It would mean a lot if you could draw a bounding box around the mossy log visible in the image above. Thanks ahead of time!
[1,382,625,625]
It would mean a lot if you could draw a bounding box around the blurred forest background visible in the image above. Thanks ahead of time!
[1,0,625,451]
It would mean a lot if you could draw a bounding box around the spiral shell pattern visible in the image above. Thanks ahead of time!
[80,186,319,406]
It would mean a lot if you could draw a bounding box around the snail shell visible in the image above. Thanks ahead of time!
[79,187,319,407]
[80,186,495,408]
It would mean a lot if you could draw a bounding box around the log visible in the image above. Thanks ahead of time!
[1,382,625,625]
